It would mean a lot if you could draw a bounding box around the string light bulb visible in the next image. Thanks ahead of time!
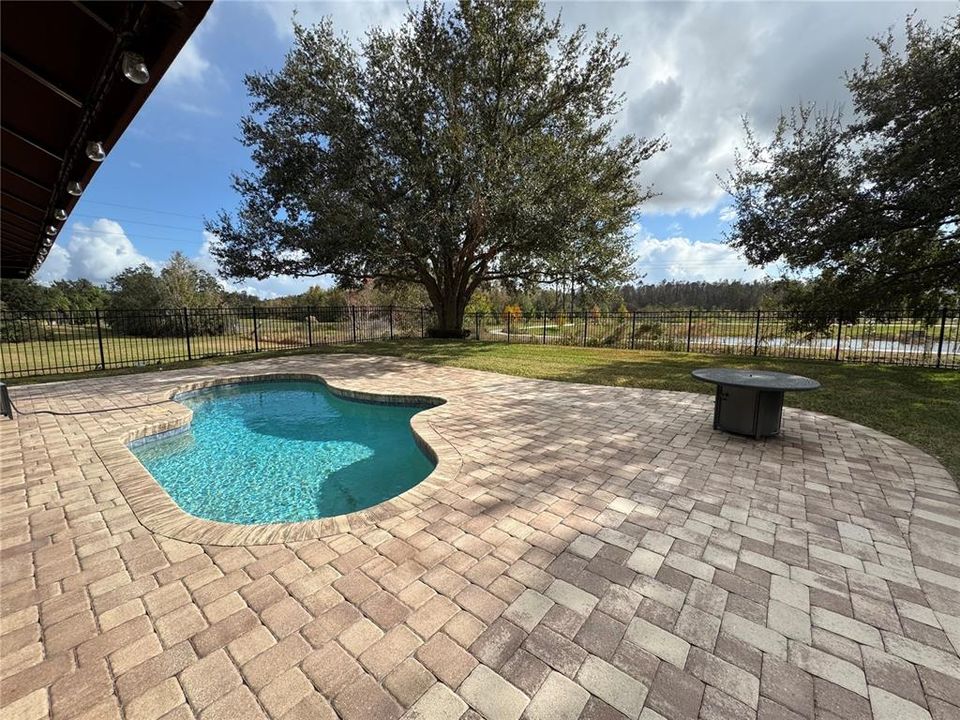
[45,225,58,236]
[121,52,150,85]
[86,141,106,162]
[54,209,67,221]
[67,181,83,196]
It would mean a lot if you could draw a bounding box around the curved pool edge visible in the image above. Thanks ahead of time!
[92,372,462,546]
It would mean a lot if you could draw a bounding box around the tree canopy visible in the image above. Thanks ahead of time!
[107,253,227,336]
[207,0,667,333]
[108,253,222,313]
[723,12,960,315]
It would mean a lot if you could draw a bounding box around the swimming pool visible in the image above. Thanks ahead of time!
[130,380,436,524]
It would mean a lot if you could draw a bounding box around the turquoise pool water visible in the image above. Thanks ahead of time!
[130,380,435,523]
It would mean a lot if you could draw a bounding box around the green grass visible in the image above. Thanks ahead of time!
[6,339,958,479]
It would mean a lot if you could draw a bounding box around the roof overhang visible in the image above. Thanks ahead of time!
[0,0,212,280]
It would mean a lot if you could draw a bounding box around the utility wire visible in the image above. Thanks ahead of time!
[76,199,207,220]
[70,214,205,233]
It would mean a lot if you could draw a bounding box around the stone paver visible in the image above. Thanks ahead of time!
[459,664,529,720]
[525,670,591,720]
[402,682,467,719]
[626,617,691,668]
[577,654,649,719]
[1,354,958,720]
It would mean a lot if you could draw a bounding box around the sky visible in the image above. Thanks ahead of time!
[35,0,955,297]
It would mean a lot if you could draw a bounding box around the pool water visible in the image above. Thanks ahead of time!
[130,380,436,523]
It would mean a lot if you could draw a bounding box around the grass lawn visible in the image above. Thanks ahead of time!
[7,339,958,479]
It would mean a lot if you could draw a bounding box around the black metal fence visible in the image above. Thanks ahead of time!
[474,308,958,369]
[1,305,957,378]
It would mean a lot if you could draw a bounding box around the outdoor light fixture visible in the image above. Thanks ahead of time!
[67,181,83,196]
[121,52,150,85]
[45,225,58,236]
[86,141,106,162]
[54,208,67,221]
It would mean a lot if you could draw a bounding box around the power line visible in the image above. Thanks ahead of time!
[71,213,204,233]
[52,229,207,246]
[76,199,207,220]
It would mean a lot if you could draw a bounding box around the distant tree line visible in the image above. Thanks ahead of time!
[619,280,791,311]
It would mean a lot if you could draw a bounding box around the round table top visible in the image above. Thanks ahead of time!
[691,368,821,392]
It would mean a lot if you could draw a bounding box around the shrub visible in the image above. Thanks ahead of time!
[634,321,663,339]
[503,305,522,323]
[0,319,54,343]
[0,320,26,343]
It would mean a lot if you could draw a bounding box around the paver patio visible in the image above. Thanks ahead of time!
[1,354,958,720]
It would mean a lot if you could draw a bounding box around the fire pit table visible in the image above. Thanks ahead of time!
[692,368,820,439]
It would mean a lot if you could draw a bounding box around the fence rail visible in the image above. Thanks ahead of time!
[1,305,957,378]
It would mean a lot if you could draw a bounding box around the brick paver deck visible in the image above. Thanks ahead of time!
[1,355,958,720]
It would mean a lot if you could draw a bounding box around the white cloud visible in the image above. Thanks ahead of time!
[718,206,737,223]
[174,101,221,117]
[35,219,155,284]
[229,275,323,300]
[158,6,224,115]
[195,231,320,299]
[34,244,71,284]
[164,38,212,85]
[632,226,778,284]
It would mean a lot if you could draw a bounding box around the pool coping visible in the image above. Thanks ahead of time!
[90,372,462,545]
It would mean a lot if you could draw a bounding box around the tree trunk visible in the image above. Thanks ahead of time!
[428,289,468,337]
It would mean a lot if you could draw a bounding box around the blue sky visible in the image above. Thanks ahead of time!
[37,1,954,297]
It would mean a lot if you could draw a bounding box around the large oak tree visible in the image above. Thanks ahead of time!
[207,0,666,334]
[723,13,959,315]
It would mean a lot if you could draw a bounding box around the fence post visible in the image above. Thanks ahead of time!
[936,307,948,369]
[420,308,425,338]
[389,306,394,340]
[507,312,511,343]
[542,313,547,344]
[686,310,693,353]
[183,307,192,361]
[307,313,313,347]
[95,309,106,369]
[475,311,480,341]
[834,311,843,362]
[582,311,588,346]
[252,306,260,352]
[753,309,761,356]
[351,306,358,343]
[630,311,637,350]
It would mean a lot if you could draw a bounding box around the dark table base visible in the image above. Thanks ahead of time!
[712,385,784,439]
